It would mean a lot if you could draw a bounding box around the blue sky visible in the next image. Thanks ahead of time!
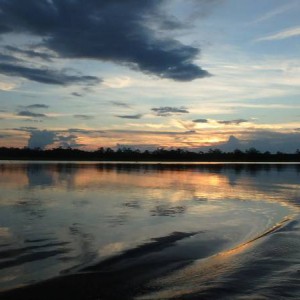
[0,0,299,152]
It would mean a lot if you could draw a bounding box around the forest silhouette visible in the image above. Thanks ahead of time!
[0,147,299,162]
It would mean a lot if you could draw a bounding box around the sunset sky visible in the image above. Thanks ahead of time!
[0,0,299,152]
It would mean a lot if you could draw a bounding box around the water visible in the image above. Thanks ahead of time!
[0,162,299,299]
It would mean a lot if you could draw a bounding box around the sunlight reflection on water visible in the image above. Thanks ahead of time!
[0,162,299,297]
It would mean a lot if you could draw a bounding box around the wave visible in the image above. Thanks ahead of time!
[1,214,298,300]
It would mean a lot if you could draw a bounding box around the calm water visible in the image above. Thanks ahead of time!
[0,162,299,299]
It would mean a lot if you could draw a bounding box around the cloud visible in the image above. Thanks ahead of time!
[22,119,43,123]
[71,92,82,97]
[116,114,142,119]
[0,52,19,63]
[0,0,210,81]
[251,2,298,24]
[24,104,49,109]
[0,63,101,85]
[110,101,131,108]
[5,45,53,61]
[73,114,94,120]
[193,118,208,123]
[202,132,300,153]
[26,129,86,149]
[152,106,189,116]
[16,126,38,131]
[256,26,300,42]
[245,131,300,153]
[17,111,47,118]
[218,119,248,125]
[0,81,16,91]
[28,130,56,149]
[67,128,93,134]
[109,129,191,135]
[56,134,86,148]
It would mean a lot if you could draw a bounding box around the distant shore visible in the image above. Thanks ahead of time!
[0,147,299,162]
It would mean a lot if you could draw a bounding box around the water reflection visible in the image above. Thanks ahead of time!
[0,162,299,295]
[150,205,186,217]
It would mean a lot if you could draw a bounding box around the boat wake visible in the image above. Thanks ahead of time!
[1,213,299,300]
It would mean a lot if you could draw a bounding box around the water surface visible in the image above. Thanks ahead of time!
[0,162,299,299]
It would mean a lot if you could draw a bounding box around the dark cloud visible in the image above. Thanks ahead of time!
[56,134,86,148]
[157,17,188,31]
[184,130,196,134]
[0,52,19,63]
[73,114,94,120]
[215,135,242,152]
[187,0,224,20]
[71,92,82,97]
[0,63,101,86]
[245,131,300,153]
[0,23,10,34]
[0,0,210,81]
[201,132,300,153]
[110,101,131,108]
[17,111,47,118]
[5,45,54,61]
[17,126,38,131]
[116,114,142,119]
[67,128,92,134]
[67,128,105,135]
[22,119,43,123]
[28,130,56,149]
[152,106,189,116]
[218,119,248,125]
[24,104,49,109]
[193,118,208,123]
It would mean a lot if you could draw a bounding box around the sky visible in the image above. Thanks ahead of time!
[0,0,299,153]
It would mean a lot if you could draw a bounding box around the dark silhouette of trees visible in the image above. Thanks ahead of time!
[0,146,299,162]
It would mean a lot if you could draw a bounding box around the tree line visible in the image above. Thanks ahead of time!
[0,146,299,161]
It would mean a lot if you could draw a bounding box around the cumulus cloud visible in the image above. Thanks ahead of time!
[17,111,47,118]
[152,106,189,116]
[0,0,210,81]
[0,63,101,86]
[116,114,142,119]
[28,130,56,149]
[203,132,300,153]
[73,114,94,120]
[193,118,208,123]
[27,129,86,149]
